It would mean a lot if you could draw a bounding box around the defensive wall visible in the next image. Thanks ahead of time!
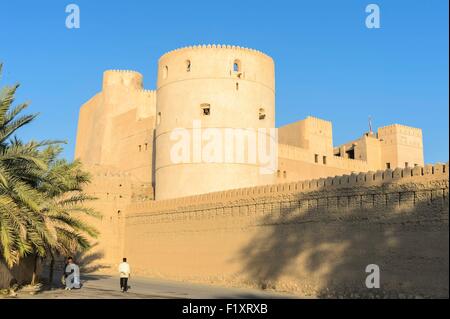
[276,143,371,182]
[76,165,153,269]
[123,164,449,298]
[0,256,39,289]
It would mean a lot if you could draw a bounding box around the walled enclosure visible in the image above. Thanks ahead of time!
[71,45,442,297]
[124,164,448,298]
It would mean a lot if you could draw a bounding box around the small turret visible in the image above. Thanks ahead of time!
[102,70,143,91]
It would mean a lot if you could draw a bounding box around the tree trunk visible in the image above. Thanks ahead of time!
[48,252,55,288]
[31,255,39,285]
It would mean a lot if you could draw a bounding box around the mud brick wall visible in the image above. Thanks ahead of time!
[126,164,448,297]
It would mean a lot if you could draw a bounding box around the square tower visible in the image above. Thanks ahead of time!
[378,124,424,169]
[278,116,333,155]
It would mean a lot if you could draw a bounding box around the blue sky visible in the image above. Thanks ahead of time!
[0,0,448,163]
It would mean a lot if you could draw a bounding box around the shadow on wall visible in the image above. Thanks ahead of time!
[236,181,449,298]
[0,255,38,289]
[39,244,109,287]
[75,244,109,274]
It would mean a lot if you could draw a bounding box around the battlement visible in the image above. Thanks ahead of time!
[159,44,273,62]
[103,69,143,90]
[136,89,157,101]
[127,163,448,215]
[84,164,134,179]
[124,164,449,299]
[305,115,332,125]
[105,69,142,74]
[378,124,423,137]
[156,43,275,91]
[137,89,156,94]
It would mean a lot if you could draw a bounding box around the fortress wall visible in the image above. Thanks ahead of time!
[278,143,370,170]
[76,69,156,184]
[78,165,147,270]
[112,109,155,184]
[378,124,424,169]
[277,158,360,183]
[300,116,334,155]
[278,119,309,149]
[100,72,156,180]
[128,163,447,213]
[354,134,383,170]
[124,164,449,297]
[74,93,105,165]
[277,144,372,183]
[0,256,38,289]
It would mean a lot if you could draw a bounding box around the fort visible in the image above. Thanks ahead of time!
[73,45,448,297]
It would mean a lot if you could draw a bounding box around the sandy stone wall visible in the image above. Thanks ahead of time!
[77,164,153,270]
[124,164,449,298]
[0,256,38,289]
[277,143,371,183]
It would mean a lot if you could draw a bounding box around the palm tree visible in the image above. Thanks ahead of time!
[35,145,100,285]
[0,63,50,267]
[0,64,100,285]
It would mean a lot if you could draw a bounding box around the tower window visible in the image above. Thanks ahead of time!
[283,171,287,178]
[346,149,355,159]
[236,82,239,91]
[277,170,281,178]
[201,103,211,116]
[145,143,148,151]
[386,162,391,169]
[314,154,319,163]
[138,145,142,152]
[186,60,191,72]
[233,59,241,72]
[163,65,168,79]
[405,162,409,168]
[157,112,161,125]
[323,156,327,165]
[259,108,266,120]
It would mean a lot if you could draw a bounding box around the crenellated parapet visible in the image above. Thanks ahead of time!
[156,44,275,91]
[81,165,153,202]
[137,88,156,95]
[103,69,144,91]
[378,123,423,137]
[124,164,449,299]
[159,44,273,62]
[127,163,448,214]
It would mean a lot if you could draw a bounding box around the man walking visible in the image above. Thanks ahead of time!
[118,257,131,292]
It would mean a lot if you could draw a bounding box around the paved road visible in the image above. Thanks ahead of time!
[14,274,300,299]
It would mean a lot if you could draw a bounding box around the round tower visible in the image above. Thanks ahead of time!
[155,45,276,200]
